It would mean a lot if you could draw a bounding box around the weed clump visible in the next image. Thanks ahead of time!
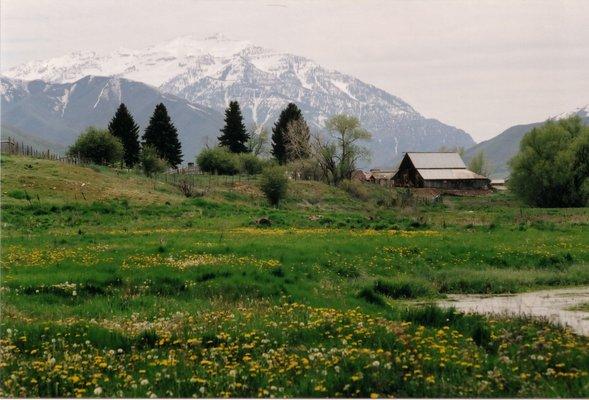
[357,287,385,306]
[374,277,435,299]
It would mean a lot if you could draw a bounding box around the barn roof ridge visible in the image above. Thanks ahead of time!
[403,152,467,170]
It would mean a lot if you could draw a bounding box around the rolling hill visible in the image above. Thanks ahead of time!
[464,106,589,178]
[0,75,223,161]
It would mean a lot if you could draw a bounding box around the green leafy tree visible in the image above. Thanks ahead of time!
[238,153,265,175]
[312,114,371,185]
[143,103,183,167]
[196,147,240,175]
[509,116,589,207]
[218,101,250,153]
[67,127,123,165]
[468,150,491,176]
[259,166,288,206]
[108,103,141,167]
[272,103,304,164]
[140,145,167,177]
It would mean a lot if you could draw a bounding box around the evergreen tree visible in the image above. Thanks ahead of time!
[218,101,250,153]
[142,103,183,168]
[272,103,303,164]
[108,103,141,167]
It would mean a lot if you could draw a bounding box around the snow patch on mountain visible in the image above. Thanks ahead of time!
[4,34,476,166]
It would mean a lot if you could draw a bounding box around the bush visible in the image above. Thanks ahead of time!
[140,145,167,177]
[196,147,239,175]
[340,179,369,201]
[373,277,435,299]
[238,153,265,175]
[67,127,123,165]
[7,189,27,200]
[509,116,589,207]
[357,287,385,306]
[259,166,288,206]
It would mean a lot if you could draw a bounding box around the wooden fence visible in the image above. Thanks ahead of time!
[0,137,81,164]
[156,170,256,190]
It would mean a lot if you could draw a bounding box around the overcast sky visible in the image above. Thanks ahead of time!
[1,0,588,142]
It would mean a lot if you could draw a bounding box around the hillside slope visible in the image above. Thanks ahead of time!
[0,124,66,154]
[0,75,223,162]
[0,155,184,205]
[464,106,589,178]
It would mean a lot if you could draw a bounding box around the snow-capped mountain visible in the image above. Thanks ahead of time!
[4,34,475,166]
[1,75,223,162]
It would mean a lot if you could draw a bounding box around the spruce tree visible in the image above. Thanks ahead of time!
[108,103,141,167]
[271,103,303,164]
[142,103,183,167]
[218,101,250,153]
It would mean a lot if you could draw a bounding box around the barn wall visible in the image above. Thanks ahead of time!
[393,155,421,187]
[423,179,489,189]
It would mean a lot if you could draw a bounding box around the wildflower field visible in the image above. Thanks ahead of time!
[1,155,589,397]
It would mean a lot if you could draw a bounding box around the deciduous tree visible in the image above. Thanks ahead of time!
[509,115,589,207]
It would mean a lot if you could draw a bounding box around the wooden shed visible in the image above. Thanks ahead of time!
[369,169,396,186]
[351,169,372,182]
[392,152,490,189]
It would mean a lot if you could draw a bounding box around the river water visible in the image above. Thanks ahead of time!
[438,286,589,336]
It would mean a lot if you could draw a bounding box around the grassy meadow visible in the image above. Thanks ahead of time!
[1,154,589,397]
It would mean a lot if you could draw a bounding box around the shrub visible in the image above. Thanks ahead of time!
[340,179,369,201]
[259,166,288,206]
[196,147,239,175]
[140,145,167,177]
[373,277,435,299]
[357,287,385,306]
[238,153,265,175]
[7,189,27,200]
[509,116,589,207]
[67,127,123,165]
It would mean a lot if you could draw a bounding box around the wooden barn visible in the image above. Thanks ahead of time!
[369,169,396,186]
[392,152,490,190]
[351,169,372,182]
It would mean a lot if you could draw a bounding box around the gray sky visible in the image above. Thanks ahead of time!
[2,0,588,142]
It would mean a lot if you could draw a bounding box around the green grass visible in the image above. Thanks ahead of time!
[1,154,589,397]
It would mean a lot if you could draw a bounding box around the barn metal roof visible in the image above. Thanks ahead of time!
[406,152,467,169]
[417,168,488,181]
[371,171,396,180]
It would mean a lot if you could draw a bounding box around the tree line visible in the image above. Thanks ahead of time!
[202,100,371,184]
[68,103,182,175]
[69,98,372,185]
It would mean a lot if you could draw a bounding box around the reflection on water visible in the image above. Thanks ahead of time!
[438,286,589,336]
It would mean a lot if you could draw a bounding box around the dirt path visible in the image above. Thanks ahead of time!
[438,286,589,336]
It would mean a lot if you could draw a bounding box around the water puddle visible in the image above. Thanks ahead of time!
[438,286,589,336]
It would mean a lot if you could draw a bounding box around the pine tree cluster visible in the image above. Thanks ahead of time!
[107,102,183,169]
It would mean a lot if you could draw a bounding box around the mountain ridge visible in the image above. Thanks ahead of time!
[0,75,224,161]
[463,105,589,178]
[3,35,475,166]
